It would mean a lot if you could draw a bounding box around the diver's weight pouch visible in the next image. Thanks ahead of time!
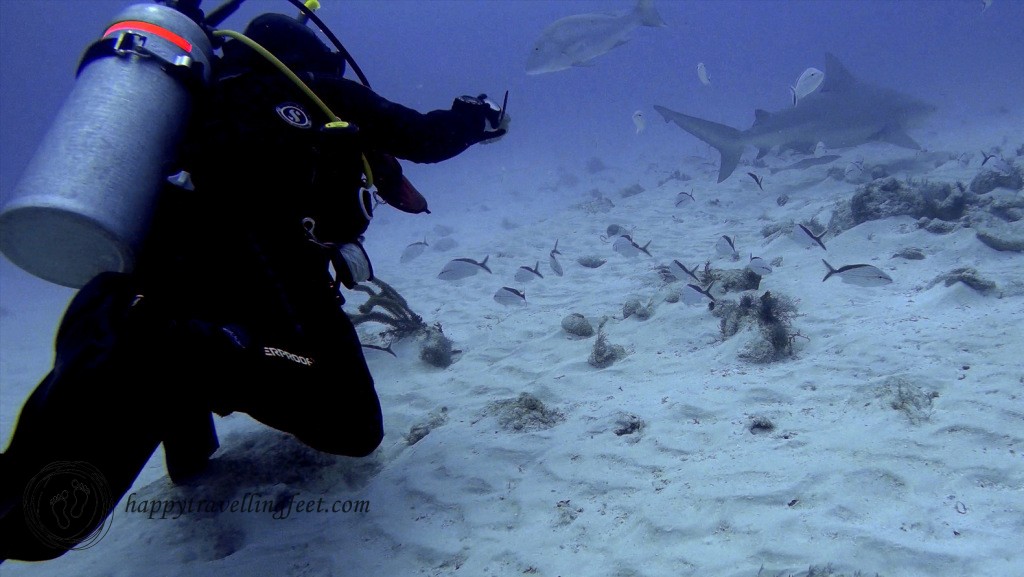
[0,4,213,288]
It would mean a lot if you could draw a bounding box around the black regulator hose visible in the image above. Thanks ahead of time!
[191,0,371,88]
[280,0,371,88]
[204,0,244,28]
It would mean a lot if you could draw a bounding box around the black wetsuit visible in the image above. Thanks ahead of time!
[0,30,494,561]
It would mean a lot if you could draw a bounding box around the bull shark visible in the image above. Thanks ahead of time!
[654,53,936,182]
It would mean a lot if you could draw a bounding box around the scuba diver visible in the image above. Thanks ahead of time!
[0,0,508,562]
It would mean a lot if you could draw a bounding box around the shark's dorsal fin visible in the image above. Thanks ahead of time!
[821,52,857,93]
[753,109,772,126]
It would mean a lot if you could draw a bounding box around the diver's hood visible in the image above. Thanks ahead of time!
[235,13,344,76]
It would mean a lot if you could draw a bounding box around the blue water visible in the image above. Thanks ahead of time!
[2,0,1022,212]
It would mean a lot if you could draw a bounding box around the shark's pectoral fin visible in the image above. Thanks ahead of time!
[877,126,922,150]
[756,147,771,159]
[718,149,743,183]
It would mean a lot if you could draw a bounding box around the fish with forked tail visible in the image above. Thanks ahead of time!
[400,238,429,263]
[494,287,527,307]
[697,62,711,87]
[613,235,652,258]
[632,111,646,134]
[675,190,695,207]
[747,172,764,191]
[438,256,492,280]
[792,224,828,250]
[514,261,544,283]
[747,255,772,276]
[821,260,892,286]
[790,67,824,106]
[549,240,564,276]
[671,260,701,283]
[716,235,739,259]
[682,281,715,305]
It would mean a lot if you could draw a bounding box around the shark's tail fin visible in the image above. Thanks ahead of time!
[653,105,744,183]
[634,0,667,27]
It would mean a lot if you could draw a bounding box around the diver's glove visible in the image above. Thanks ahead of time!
[453,94,509,145]
[331,241,374,289]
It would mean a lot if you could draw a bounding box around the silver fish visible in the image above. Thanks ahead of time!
[613,235,652,258]
[526,0,666,75]
[632,110,646,134]
[982,154,1014,176]
[791,224,828,251]
[697,62,712,87]
[747,172,764,191]
[790,67,824,106]
[514,261,544,283]
[715,235,739,259]
[674,190,695,207]
[671,259,701,283]
[549,240,564,277]
[844,159,867,181]
[494,286,527,307]
[747,255,772,276]
[821,259,892,286]
[438,255,491,280]
[400,238,429,263]
[682,281,715,305]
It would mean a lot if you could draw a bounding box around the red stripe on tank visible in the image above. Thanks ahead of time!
[104,21,193,53]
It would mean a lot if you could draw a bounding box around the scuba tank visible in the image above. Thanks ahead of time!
[0,3,214,288]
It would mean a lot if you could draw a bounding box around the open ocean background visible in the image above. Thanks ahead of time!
[3,0,1023,220]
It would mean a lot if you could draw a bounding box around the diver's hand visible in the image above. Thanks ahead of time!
[332,242,374,289]
[453,94,509,144]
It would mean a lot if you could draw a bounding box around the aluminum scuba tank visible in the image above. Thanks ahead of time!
[0,3,214,288]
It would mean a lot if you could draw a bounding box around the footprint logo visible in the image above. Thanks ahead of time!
[49,489,71,530]
[23,461,113,551]
[70,478,91,519]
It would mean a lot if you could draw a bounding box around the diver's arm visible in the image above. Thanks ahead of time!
[313,77,496,163]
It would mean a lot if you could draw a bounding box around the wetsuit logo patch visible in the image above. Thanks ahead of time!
[263,346,315,366]
[275,103,312,128]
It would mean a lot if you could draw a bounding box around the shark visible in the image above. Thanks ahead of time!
[654,53,936,183]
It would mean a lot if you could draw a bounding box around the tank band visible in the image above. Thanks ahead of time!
[104,21,193,53]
